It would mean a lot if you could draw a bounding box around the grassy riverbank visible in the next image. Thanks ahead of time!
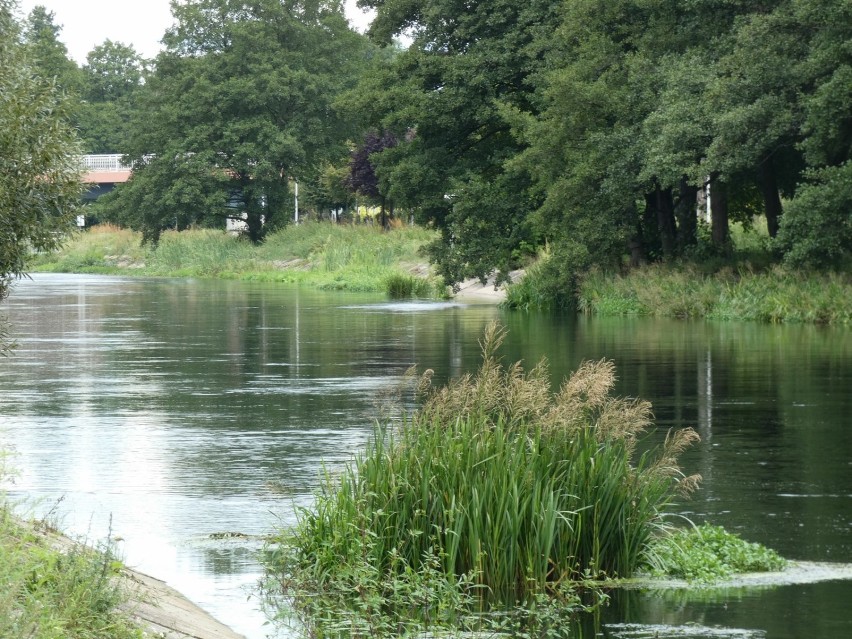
[0,458,140,638]
[576,265,851,324]
[31,222,445,298]
[506,222,851,324]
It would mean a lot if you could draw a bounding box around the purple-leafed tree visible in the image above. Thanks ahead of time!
[347,130,397,228]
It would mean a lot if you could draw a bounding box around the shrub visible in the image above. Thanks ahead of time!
[384,273,440,299]
[778,162,852,270]
[504,245,585,310]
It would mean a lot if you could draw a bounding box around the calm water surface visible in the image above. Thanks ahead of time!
[0,274,849,638]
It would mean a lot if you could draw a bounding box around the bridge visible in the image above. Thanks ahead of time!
[81,154,132,202]
[78,154,256,233]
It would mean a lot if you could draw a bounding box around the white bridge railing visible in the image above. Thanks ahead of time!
[80,154,132,172]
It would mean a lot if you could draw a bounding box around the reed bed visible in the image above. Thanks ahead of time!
[576,265,851,324]
[269,323,700,634]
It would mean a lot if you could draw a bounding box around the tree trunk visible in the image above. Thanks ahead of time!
[675,177,698,251]
[628,231,645,268]
[709,175,729,248]
[656,186,677,259]
[642,193,662,260]
[380,195,389,229]
[757,158,783,238]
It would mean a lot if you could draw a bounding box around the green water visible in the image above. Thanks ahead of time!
[0,274,849,638]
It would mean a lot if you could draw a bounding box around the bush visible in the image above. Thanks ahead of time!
[778,162,852,270]
[504,246,581,310]
[384,273,442,299]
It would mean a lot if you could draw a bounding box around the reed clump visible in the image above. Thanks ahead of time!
[384,273,443,298]
[270,323,700,634]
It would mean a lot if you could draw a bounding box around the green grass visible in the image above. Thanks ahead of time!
[30,221,444,296]
[0,456,141,639]
[265,323,700,636]
[645,524,787,583]
[576,265,852,324]
[506,220,851,324]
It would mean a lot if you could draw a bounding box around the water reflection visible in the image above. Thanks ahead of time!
[0,274,849,638]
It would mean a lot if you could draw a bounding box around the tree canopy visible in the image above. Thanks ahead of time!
[346,0,850,286]
[0,0,81,301]
[94,0,371,243]
[20,0,848,293]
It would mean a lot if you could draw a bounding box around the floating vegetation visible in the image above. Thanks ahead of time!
[645,524,787,583]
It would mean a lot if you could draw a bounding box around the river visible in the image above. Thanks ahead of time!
[0,274,849,638]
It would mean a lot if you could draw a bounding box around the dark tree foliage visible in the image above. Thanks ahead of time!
[345,0,557,285]
[348,0,850,291]
[347,130,397,227]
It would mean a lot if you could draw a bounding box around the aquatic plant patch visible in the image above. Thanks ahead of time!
[645,524,787,583]
[266,323,701,637]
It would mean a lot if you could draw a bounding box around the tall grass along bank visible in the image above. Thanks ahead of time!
[575,265,851,324]
[31,222,446,298]
[264,323,704,637]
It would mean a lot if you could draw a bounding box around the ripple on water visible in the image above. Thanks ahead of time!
[605,624,766,638]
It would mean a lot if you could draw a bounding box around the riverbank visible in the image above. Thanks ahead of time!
[505,252,851,324]
[30,222,520,303]
[31,222,447,298]
[32,223,850,321]
[0,505,245,639]
[576,264,851,324]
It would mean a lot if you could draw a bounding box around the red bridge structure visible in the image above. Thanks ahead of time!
[81,154,132,202]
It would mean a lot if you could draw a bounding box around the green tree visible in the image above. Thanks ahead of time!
[346,0,559,285]
[0,1,81,301]
[519,0,849,279]
[76,40,148,153]
[22,4,83,94]
[83,40,146,102]
[306,162,353,221]
[776,0,851,266]
[98,0,369,243]
[777,162,852,269]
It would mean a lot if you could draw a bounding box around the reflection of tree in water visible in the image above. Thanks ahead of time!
[590,579,852,639]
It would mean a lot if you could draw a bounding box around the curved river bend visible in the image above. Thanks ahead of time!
[0,274,849,638]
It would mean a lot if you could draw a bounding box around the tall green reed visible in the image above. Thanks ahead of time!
[577,265,851,324]
[275,322,701,623]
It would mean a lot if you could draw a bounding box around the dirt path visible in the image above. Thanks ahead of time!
[452,269,524,303]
